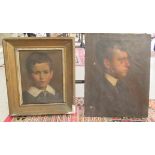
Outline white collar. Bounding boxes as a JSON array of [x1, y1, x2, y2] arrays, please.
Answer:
[[27, 85, 55, 97], [105, 73, 118, 86]]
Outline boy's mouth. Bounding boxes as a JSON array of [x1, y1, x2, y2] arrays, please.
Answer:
[[39, 81, 46, 84]]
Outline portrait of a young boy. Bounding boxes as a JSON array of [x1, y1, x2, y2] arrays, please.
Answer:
[[20, 51, 63, 104]]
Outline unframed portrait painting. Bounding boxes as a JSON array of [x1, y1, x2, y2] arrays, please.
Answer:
[[85, 33, 151, 117]]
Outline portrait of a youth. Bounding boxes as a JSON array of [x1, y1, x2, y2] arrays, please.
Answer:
[[20, 52, 63, 104], [85, 34, 150, 117]]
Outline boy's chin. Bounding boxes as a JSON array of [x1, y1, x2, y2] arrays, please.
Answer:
[[37, 86, 47, 90], [118, 74, 128, 79]]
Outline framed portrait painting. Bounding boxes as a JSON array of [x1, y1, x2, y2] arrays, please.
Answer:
[[84, 33, 151, 117], [3, 38, 74, 116]]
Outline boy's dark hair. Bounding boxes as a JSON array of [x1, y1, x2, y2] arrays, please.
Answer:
[[26, 52, 53, 73]]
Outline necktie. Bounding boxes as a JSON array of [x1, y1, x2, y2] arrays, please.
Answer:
[[37, 91, 49, 103]]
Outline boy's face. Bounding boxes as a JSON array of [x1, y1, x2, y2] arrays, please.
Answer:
[[104, 49, 130, 79], [30, 62, 53, 90]]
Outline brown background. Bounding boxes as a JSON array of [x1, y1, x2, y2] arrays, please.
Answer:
[[85, 33, 151, 117], [18, 50, 64, 101]]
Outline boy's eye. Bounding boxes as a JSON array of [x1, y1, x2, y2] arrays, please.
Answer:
[[34, 71, 40, 74], [33, 70, 49, 74], [43, 70, 49, 74], [118, 57, 129, 63]]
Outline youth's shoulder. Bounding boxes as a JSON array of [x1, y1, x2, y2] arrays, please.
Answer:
[[22, 90, 30, 96], [22, 90, 36, 103]]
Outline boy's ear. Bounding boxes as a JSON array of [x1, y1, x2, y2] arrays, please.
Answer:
[[103, 58, 111, 69], [50, 70, 53, 78]]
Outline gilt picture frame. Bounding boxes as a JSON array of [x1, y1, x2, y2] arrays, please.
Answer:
[[3, 38, 75, 116]]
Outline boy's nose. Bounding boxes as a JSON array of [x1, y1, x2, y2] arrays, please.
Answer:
[[126, 61, 130, 67], [40, 72, 45, 79], [125, 59, 130, 68]]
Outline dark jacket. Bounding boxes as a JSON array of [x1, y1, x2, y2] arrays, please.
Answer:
[[85, 75, 148, 117], [22, 91, 61, 104]]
